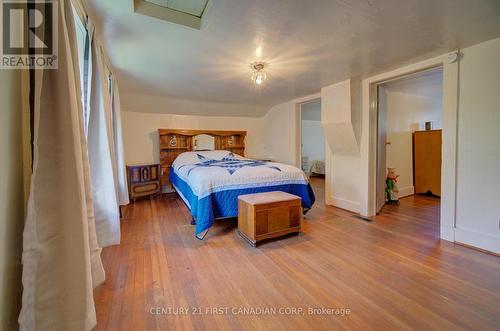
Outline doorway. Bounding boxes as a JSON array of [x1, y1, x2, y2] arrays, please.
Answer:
[[376, 67, 444, 221], [299, 99, 325, 204]]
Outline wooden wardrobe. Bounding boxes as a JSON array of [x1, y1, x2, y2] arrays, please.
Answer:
[[413, 129, 442, 196]]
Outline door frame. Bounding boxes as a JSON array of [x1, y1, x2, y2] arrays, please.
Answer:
[[292, 93, 330, 205], [375, 83, 387, 214], [298, 98, 322, 173], [374, 67, 444, 213], [361, 52, 460, 242]]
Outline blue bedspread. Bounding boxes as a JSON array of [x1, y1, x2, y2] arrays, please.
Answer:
[[169, 151, 315, 239]]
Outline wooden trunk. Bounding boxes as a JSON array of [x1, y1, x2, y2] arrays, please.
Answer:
[[238, 191, 302, 246], [413, 130, 442, 196]]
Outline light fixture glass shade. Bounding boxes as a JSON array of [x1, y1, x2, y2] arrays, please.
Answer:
[[252, 71, 266, 85]]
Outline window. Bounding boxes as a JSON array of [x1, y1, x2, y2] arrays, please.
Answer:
[[71, 4, 90, 134]]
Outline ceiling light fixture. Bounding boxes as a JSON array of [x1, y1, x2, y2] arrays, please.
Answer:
[[251, 62, 267, 85]]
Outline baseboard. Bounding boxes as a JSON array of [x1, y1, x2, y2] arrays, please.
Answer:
[[398, 186, 414, 198], [331, 196, 360, 213], [454, 227, 500, 255]]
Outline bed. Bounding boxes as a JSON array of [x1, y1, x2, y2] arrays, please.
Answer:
[[169, 150, 315, 239], [310, 160, 325, 176]]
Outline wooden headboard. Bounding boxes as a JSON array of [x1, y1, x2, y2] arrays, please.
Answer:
[[158, 129, 247, 193]]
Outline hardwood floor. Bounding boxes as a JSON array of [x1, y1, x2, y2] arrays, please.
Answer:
[[94, 177, 500, 330]]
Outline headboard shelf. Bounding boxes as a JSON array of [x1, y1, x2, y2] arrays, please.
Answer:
[[158, 129, 247, 136], [158, 129, 247, 193], [159, 146, 190, 150]]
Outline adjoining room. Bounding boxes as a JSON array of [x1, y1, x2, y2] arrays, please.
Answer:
[[376, 68, 443, 232], [300, 99, 325, 203]]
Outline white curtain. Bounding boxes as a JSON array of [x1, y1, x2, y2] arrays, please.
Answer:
[[111, 79, 130, 205], [87, 23, 121, 247], [19, 1, 105, 330]]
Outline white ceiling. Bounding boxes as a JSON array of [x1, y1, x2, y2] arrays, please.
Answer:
[[85, 0, 500, 117]]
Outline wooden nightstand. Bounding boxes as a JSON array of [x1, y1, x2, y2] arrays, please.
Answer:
[[126, 164, 161, 202]]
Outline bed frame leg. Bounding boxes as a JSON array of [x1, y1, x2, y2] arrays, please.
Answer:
[[191, 216, 196, 225]]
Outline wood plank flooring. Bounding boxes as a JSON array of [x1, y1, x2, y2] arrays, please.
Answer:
[[93, 177, 500, 330]]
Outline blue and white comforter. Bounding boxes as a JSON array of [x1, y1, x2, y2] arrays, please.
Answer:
[[169, 151, 315, 239]]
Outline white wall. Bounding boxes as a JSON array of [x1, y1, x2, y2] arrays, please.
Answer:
[[121, 111, 267, 165], [321, 79, 362, 211], [261, 93, 320, 167], [321, 80, 360, 155], [121, 92, 268, 117], [0, 69, 25, 330], [380, 70, 443, 197], [263, 101, 299, 166], [327, 152, 362, 211], [453, 38, 500, 253]]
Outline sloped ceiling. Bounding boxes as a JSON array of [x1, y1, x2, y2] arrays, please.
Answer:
[[85, 0, 500, 117]]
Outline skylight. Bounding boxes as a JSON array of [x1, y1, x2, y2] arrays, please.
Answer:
[[142, 0, 209, 18], [134, 0, 209, 29]]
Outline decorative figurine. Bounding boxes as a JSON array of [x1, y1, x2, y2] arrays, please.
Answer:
[[170, 135, 177, 147], [386, 167, 400, 204]]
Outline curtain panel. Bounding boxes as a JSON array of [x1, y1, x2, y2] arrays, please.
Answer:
[[87, 28, 121, 247], [19, 1, 105, 330], [111, 79, 130, 206], [19, 0, 130, 328]]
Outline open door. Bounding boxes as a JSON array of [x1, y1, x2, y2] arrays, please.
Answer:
[[376, 85, 387, 213]]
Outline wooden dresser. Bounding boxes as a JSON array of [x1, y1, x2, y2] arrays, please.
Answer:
[[413, 130, 442, 196], [158, 129, 246, 193], [126, 164, 161, 201], [238, 191, 302, 246]]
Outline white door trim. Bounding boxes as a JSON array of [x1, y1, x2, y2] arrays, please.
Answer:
[[292, 93, 321, 169]]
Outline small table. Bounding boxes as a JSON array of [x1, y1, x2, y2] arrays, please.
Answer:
[[238, 191, 302, 246], [126, 164, 161, 202]]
